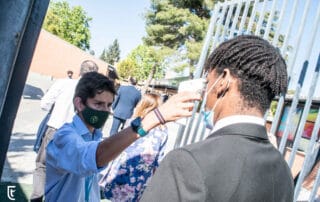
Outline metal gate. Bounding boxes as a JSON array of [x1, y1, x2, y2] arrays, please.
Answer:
[[174, 0, 320, 201]]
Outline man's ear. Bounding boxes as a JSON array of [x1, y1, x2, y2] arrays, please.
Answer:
[[217, 69, 231, 97], [74, 97, 85, 112]]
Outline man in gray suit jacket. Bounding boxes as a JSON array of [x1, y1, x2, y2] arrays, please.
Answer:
[[141, 35, 294, 202], [110, 77, 141, 135]]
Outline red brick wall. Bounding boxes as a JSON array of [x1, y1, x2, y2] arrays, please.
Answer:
[[29, 29, 108, 79]]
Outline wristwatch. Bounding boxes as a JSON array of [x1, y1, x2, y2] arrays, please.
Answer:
[[131, 117, 148, 137]]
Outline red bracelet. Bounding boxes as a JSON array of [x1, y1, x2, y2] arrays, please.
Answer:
[[154, 108, 166, 125]]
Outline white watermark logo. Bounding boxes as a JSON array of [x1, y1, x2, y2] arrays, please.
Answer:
[[7, 185, 16, 201]]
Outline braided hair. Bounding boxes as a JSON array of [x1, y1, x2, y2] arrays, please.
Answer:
[[204, 35, 287, 113]]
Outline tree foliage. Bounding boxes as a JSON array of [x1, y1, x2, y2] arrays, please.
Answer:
[[117, 45, 166, 82], [100, 39, 121, 65], [43, 1, 92, 50], [143, 0, 218, 75]]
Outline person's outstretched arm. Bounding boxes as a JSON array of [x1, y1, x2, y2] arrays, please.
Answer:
[[95, 91, 201, 167]]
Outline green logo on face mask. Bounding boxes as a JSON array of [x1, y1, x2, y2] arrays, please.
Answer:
[[82, 106, 109, 129], [90, 116, 99, 124]]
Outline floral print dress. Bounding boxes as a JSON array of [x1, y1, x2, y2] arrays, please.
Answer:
[[100, 125, 168, 201]]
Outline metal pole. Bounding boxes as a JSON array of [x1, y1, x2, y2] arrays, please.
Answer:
[[246, 0, 258, 34], [228, 0, 243, 38], [272, 0, 289, 45], [309, 163, 320, 201], [285, 0, 311, 78], [278, 64, 308, 154], [237, 0, 251, 35], [288, 60, 319, 168], [288, 5, 320, 167], [270, 0, 299, 136], [293, 106, 320, 201], [194, 5, 219, 79], [254, 0, 268, 36], [177, 5, 220, 147], [263, 0, 278, 39], [221, 3, 235, 38], [211, 3, 227, 51]]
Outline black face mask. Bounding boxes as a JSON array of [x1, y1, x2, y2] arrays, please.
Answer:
[[81, 106, 109, 129]]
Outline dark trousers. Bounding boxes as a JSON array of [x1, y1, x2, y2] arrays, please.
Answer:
[[30, 127, 56, 200], [109, 116, 126, 136]]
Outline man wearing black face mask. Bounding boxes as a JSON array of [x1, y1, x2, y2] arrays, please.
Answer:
[[44, 72, 201, 201], [31, 60, 99, 202]]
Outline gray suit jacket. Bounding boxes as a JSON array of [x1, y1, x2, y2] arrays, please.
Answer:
[[141, 123, 294, 202]]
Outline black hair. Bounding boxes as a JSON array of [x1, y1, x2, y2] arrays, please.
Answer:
[[129, 76, 137, 85], [74, 72, 116, 104], [204, 35, 287, 113]]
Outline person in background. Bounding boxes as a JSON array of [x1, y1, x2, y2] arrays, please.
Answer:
[[67, 70, 73, 79], [101, 93, 168, 201], [30, 60, 99, 202], [110, 76, 141, 136], [141, 35, 294, 202], [45, 71, 201, 201]]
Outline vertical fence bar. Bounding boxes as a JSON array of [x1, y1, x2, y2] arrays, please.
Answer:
[[194, 5, 220, 79], [190, 86, 210, 143], [288, 5, 320, 167], [210, 3, 228, 52], [294, 106, 320, 201], [286, 0, 312, 78], [278, 64, 307, 154], [178, 4, 222, 147], [272, 0, 289, 45], [263, 0, 278, 39], [254, 0, 268, 36], [221, 3, 234, 38], [309, 163, 320, 201], [270, 0, 300, 135], [288, 61, 319, 168], [175, 4, 220, 147], [228, 0, 243, 38], [246, 0, 258, 34], [237, 0, 251, 35]]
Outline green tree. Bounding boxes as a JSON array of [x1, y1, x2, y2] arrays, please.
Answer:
[[100, 39, 121, 65], [117, 58, 138, 79], [143, 0, 217, 76], [117, 45, 167, 91], [43, 1, 92, 50]]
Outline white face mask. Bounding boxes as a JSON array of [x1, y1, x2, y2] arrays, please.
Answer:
[[202, 74, 229, 130], [201, 75, 223, 130]]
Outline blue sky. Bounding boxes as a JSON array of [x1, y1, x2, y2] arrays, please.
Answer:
[[65, 0, 150, 59]]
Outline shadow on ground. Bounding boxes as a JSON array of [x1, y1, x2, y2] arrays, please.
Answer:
[[3, 133, 36, 181], [22, 84, 44, 100], [8, 133, 35, 152]]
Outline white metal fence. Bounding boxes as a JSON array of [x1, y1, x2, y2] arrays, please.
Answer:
[[174, 0, 320, 201]]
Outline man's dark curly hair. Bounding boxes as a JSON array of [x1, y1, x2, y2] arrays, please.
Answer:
[[204, 35, 288, 113], [74, 72, 116, 105]]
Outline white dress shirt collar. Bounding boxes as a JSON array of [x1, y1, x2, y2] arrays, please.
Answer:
[[212, 115, 265, 133]]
